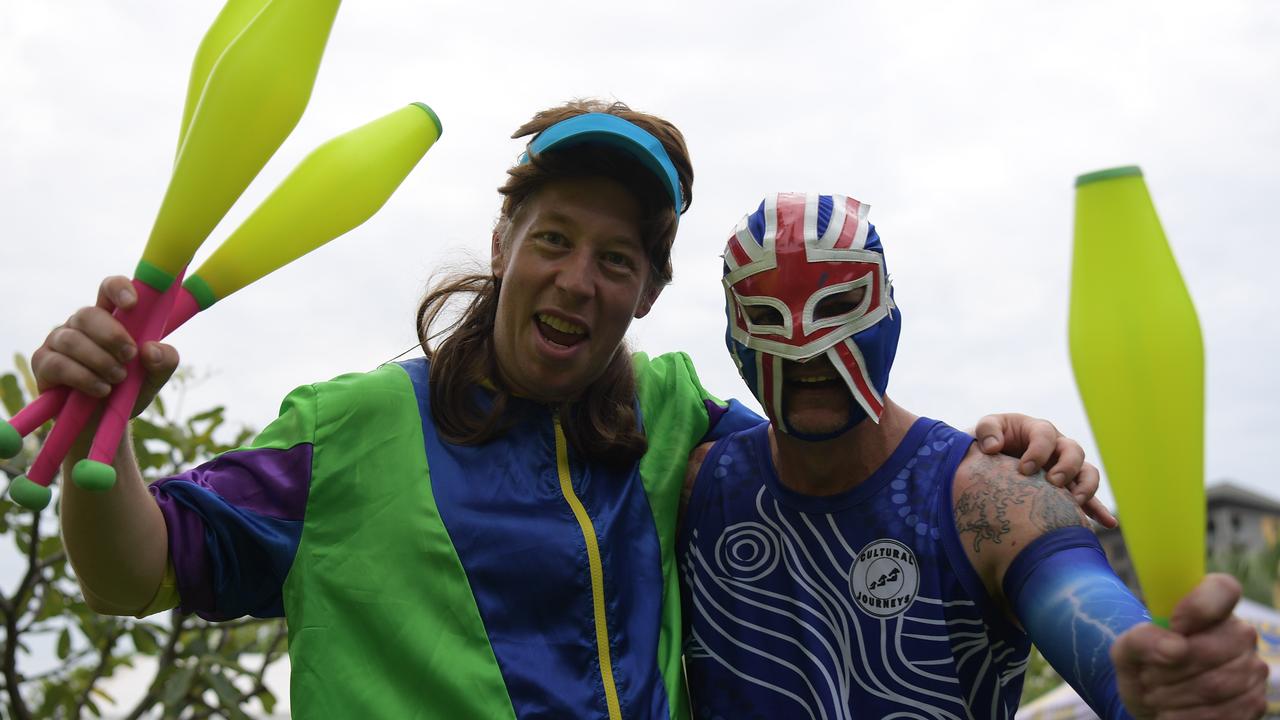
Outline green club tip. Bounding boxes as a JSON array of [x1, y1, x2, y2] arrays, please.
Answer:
[[8, 475, 51, 510], [0, 421, 20, 459], [1075, 165, 1143, 188], [411, 102, 443, 138], [72, 459, 117, 492]]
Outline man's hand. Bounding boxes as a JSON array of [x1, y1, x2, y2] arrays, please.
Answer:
[[1112, 574, 1269, 719], [32, 276, 179, 416], [973, 413, 1115, 528]]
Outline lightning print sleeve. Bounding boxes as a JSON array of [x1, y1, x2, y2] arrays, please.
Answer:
[[1003, 526, 1150, 720]]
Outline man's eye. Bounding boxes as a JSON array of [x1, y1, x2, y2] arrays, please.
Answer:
[[537, 232, 569, 247], [745, 305, 784, 326], [814, 287, 866, 319]]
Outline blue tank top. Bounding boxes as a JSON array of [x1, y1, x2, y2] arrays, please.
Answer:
[[678, 417, 1032, 720]]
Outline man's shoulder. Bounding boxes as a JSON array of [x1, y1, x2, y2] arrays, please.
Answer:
[[951, 446, 1089, 585]]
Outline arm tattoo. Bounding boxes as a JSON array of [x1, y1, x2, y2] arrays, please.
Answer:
[[954, 455, 1087, 554]]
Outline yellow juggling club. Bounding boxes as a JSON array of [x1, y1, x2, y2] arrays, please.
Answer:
[[176, 0, 273, 157], [4, 0, 342, 510], [1068, 166, 1205, 624], [171, 102, 444, 324], [143, 0, 342, 286]]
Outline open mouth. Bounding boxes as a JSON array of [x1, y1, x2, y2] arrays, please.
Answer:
[[535, 312, 588, 348], [786, 374, 843, 391]]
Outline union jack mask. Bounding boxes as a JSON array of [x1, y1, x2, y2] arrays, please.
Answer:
[[723, 193, 901, 437]]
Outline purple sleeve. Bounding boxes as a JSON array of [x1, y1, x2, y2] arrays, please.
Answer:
[[150, 443, 312, 621], [702, 398, 764, 443]]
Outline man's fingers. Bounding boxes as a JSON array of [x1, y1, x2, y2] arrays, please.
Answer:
[[1045, 438, 1085, 488], [1139, 643, 1269, 708], [95, 276, 137, 312], [1138, 616, 1259, 686], [1082, 496, 1117, 528], [973, 414, 1009, 454], [1147, 660, 1269, 720], [1113, 623, 1190, 672], [1169, 574, 1242, 636], [1016, 419, 1059, 475]]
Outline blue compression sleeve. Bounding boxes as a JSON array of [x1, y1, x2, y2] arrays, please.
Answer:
[[1003, 527, 1152, 720]]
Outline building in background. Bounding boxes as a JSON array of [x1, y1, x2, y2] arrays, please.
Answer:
[[1097, 481, 1280, 605]]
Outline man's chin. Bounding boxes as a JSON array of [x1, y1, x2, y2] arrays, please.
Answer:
[[782, 412, 851, 439]]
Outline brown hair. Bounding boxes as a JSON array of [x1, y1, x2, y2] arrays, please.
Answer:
[[416, 99, 694, 467]]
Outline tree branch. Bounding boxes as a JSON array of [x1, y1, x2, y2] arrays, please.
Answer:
[[71, 627, 123, 719], [122, 611, 187, 720], [0, 511, 44, 720], [248, 622, 288, 701]]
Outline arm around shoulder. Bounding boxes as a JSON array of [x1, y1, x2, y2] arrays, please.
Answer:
[[678, 441, 715, 533]]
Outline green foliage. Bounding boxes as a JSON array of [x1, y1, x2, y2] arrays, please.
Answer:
[[1, 359, 284, 719], [1209, 540, 1280, 608], [1019, 644, 1065, 707]]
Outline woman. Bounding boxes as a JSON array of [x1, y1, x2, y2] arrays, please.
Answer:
[[36, 99, 1095, 718]]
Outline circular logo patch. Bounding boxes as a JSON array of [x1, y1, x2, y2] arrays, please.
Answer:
[[849, 539, 919, 618]]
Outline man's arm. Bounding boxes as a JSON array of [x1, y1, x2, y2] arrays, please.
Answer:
[[678, 441, 714, 532], [953, 447, 1267, 719], [952, 446, 1088, 603]]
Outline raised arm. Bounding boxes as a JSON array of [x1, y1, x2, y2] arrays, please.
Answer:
[[953, 448, 1266, 719], [32, 276, 179, 614], [953, 448, 1144, 718]]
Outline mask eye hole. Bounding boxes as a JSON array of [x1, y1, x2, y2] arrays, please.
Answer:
[[745, 305, 785, 326], [814, 286, 867, 320]]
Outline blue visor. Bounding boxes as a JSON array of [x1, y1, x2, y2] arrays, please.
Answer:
[[520, 113, 684, 214]]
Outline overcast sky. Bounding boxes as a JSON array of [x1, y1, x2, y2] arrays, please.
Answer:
[[3, 1, 1277, 508], [3, 0, 1278, 712]]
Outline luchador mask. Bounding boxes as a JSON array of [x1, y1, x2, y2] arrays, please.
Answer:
[[723, 193, 901, 438]]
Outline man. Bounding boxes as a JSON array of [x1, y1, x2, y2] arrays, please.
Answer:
[[678, 193, 1268, 719]]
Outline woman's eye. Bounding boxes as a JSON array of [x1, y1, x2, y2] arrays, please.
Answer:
[[603, 251, 635, 268], [746, 305, 784, 326], [537, 231, 568, 247]]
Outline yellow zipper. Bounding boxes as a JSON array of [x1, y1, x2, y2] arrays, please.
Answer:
[[553, 413, 623, 720]]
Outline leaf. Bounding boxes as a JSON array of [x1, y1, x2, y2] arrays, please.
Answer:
[[257, 687, 277, 714], [131, 417, 165, 441], [14, 353, 39, 401], [131, 624, 160, 655], [206, 669, 251, 719], [57, 627, 71, 659], [38, 533, 63, 562], [161, 664, 196, 708], [0, 373, 22, 416]]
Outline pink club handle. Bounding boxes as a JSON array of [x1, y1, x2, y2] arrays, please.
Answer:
[[22, 389, 102, 487], [6, 387, 70, 437], [83, 276, 187, 469]]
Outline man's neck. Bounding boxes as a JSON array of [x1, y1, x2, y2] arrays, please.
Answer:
[[771, 398, 917, 496]]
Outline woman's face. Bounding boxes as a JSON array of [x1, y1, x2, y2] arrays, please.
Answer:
[[490, 176, 660, 403]]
